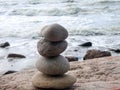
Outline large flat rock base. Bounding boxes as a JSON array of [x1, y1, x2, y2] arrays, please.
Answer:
[[0, 56, 120, 90]]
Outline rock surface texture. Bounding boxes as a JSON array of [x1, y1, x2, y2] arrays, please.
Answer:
[[37, 39, 67, 57], [32, 72, 76, 89], [32, 23, 76, 89], [0, 56, 120, 90], [36, 55, 70, 75], [83, 49, 111, 60], [41, 23, 68, 42]]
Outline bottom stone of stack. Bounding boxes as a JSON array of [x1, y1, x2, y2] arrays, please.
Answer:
[[32, 72, 76, 89]]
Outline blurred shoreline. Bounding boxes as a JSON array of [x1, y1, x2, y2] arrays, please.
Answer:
[[0, 35, 120, 74]]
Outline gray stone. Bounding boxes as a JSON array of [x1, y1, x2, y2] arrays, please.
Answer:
[[36, 55, 70, 75], [37, 39, 68, 57], [83, 49, 111, 60], [41, 24, 68, 42], [32, 72, 76, 89]]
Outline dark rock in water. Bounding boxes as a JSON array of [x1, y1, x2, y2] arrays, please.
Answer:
[[74, 49, 78, 52], [7, 53, 26, 58], [0, 42, 10, 48], [3, 70, 17, 75], [65, 56, 78, 62], [79, 42, 92, 47], [109, 49, 120, 53], [37, 39, 67, 57], [41, 23, 68, 42], [83, 49, 111, 60]]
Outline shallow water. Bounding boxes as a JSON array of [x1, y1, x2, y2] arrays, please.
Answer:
[[0, 35, 120, 74]]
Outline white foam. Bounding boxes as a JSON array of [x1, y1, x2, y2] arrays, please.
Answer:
[[0, 0, 120, 37]]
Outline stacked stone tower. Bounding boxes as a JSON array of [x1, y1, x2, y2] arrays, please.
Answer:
[[32, 24, 76, 89]]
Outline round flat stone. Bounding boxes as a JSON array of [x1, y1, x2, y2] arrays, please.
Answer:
[[41, 24, 68, 42], [36, 55, 70, 75], [37, 39, 68, 57], [32, 72, 76, 89]]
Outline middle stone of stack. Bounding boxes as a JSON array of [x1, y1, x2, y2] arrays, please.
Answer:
[[37, 23, 69, 75]]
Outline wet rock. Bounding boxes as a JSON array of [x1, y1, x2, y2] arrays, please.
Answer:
[[65, 56, 78, 62], [74, 49, 78, 52], [36, 55, 70, 75], [0, 42, 10, 48], [83, 49, 111, 60], [32, 72, 76, 89], [79, 42, 92, 47], [41, 23, 68, 42], [7, 53, 26, 58], [37, 39, 67, 57], [109, 49, 120, 53], [3, 70, 17, 75]]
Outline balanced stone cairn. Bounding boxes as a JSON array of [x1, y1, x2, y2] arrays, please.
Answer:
[[32, 24, 76, 89]]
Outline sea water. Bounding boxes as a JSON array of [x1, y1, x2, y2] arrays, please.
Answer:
[[0, 0, 120, 74]]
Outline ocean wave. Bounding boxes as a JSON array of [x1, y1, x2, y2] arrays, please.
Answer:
[[0, 0, 120, 38], [6, 5, 120, 16], [97, 0, 120, 4], [1, 2, 119, 16], [0, 27, 120, 38], [1, 0, 119, 5], [7, 5, 80, 16], [0, 0, 120, 16]]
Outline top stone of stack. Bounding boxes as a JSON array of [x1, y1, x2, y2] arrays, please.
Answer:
[[41, 24, 68, 42]]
